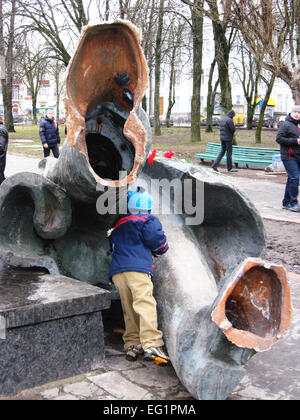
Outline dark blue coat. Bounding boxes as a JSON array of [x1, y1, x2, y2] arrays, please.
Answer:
[[108, 212, 168, 278], [276, 114, 300, 161], [0, 124, 8, 155], [39, 116, 61, 146], [0, 124, 8, 176]]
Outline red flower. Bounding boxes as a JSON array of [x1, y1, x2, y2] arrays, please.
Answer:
[[163, 150, 175, 159], [148, 149, 157, 165]]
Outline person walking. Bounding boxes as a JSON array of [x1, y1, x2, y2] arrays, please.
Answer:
[[276, 105, 300, 212], [212, 110, 238, 172], [108, 187, 170, 365], [0, 116, 8, 185], [39, 109, 61, 158]]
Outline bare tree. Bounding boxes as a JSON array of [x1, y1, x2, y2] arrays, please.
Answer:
[[205, 56, 219, 132], [190, 0, 203, 141], [165, 18, 187, 127], [182, 0, 236, 115], [232, 36, 261, 129], [117, 0, 151, 25], [119, 0, 128, 18], [153, 0, 165, 136], [180, 0, 204, 141], [111, 0, 161, 118], [16, 0, 93, 66], [206, 0, 236, 114], [140, 0, 156, 114], [223, 0, 300, 103], [0, 0, 17, 132], [94, 0, 111, 21], [105, 0, 110, 21], [255, 73, 275, 144], [47, 60, 66, 124], [15, 35, 49, 124]]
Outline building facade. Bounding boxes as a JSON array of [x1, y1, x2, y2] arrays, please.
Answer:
[[0, 75, 65, 123]]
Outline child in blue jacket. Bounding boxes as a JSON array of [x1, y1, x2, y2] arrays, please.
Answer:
[[108, 188, 169, 365]]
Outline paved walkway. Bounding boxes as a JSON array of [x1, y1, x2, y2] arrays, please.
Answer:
[[227, 173, 300, 224], [1, 155, 299, 401], [5, 154, 41, 177]]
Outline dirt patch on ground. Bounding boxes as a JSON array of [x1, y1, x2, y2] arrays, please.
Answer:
[[263, 219, 300, 274]]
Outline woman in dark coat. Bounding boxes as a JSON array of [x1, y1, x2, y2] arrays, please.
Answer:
[[276, 105, 300, 212], [0, 116, 9, 185]]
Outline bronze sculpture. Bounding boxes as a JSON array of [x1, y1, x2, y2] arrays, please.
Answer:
[[0, 21, 292, 400]]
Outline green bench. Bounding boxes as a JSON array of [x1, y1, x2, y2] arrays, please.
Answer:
[[195, 142, 280, 168]]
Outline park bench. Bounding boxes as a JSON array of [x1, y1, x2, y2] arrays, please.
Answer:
[[195, 142, 280, 168]]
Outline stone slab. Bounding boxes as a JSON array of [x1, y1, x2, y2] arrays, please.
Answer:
[[0, 311, 105, 395], [0, 266, 110, 328], [0, 266, 111, 395], [88, 371, 154, 400]]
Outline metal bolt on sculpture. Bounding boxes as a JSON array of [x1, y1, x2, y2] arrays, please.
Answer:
[[0, 21, 292, 400]]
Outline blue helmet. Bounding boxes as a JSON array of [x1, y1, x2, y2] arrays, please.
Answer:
[[127, 187, 153, 211]]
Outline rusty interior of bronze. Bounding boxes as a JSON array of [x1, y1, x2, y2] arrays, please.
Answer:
[[225, 266, 282, 338], [70, 25, 140, 180]]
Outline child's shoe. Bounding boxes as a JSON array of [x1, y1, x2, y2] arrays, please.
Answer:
[[143, 346, 170, 366], [125, 344, 144, 361]]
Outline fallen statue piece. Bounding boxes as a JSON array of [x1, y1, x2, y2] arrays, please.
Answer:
[[0, 21, 292, 399]]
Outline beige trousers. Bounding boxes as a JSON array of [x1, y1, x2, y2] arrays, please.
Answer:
[[112, 271, 164, 351]]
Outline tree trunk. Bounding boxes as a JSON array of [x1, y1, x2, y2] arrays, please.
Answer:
[[190, 1, 203, 141], [149, 69, 153, 117], [55, 66, 60, 123], [291, 85, 300, 104], [255, 74, 275, 144], [154, 0, 164, 136], [32, 95, 37, 125], [3, 0, 16, 133], [56, 92, 60, 123], [119, 0, 125, 19], [166, 46, 176, 128], [246, 104, 255, 130], [105, 0, 110, 21], [142, 0, 155, 117], [206, 57, 218, 133], [210, 16, 233, 113]]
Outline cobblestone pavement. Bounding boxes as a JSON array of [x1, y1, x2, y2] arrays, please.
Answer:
[[1, 155, 299, 401], [2, 354, 192, 401]]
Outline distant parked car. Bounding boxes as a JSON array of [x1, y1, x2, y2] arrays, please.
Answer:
[[13, 114, 25, 124], [276, 115, 286, 129], [252, 113, 275, 128], [149, 116, 174, 127], [200, 116, 220, 126]]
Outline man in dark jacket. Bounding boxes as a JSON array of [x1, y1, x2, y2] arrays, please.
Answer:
[[108, 188, 170, 365], [39, 109, 61, 158], [276, 105, 300, 212], [0, 116, 8, 185], [212, 110, 238, 172]]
